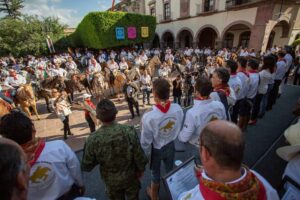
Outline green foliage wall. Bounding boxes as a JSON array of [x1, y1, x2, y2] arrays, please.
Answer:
[[70, 11, 156, 49]]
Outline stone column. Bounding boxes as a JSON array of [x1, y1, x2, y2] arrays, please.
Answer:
[[248, 3, 274, 52]]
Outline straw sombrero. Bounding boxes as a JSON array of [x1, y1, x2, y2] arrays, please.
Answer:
[[276, 122, 300, 161]]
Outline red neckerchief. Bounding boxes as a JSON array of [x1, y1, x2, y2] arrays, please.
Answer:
[[155, 100, 171, 113], [214, 84, 230, 97], [238, 69, 249, 77], [20, 139, 46, 167], [278, 58, 286, 63], [231, 72, 237, 76], [198, 169, 267, 200], [248, 69, 258, 74]]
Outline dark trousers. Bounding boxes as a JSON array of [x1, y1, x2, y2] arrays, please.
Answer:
[[173, 95, 181, 106], [142, 88, 150, 104], [63, 115, 71, 138], [127, 98, 140, 118], [294, 74, 300, 85], [267, 79, 281, 110], [85, 114, 95, 133], [251, 93, 264, 121], [184, 95, 192, 107], [231, 99, 241, 123], [232, 99, 251, 123]]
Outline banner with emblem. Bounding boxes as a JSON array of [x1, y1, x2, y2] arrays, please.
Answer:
[[127, 27, 137, 39], [141, 27, 149, 38], [116, 27, 125, 40]]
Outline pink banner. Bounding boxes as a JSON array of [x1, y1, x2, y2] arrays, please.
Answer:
[[127, 27, 137, 39]]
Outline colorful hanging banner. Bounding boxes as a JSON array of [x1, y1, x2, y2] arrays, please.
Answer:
[[116, 27, 125, 40], [127, 27, 137, 39], [141, 27, 149, 38]]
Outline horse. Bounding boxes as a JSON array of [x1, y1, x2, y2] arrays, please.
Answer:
[[34, 86, 52, 113], [125, 67, 140, 81], [75, 73, 94, 96], [40, 76, 66, 92], [91, 72, 107, 102], [64, 74, 84, 103], [146, 55, 162, 77], [0, 98, 12, 117], [113, 72, 126, 100], [16, 84, 40, 120]]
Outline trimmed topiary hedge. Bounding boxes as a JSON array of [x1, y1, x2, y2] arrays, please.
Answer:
[[69, 11, 156, 49], [292, 39, 300, 47]]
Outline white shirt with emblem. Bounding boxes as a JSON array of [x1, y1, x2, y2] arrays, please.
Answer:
[[228, 75, 243, 100], [4, 74, 26, 88], [141, 103, 184, 155], [178, 99, 226, 146], [28, 140, 83, 200], [247, 72, 259, 99]]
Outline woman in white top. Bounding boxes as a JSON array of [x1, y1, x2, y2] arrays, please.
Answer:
[[119, 57, 129, 73], [249, 56, 276, 123], [140, 70, 151, 105], [51, 89, 73, 140]]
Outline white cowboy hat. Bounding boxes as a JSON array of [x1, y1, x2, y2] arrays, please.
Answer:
[[82, 93, 92, 99], [276, 122, 300, 161]]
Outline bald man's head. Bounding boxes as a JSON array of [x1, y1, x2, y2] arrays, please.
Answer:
[[200, 120, 245, 170]]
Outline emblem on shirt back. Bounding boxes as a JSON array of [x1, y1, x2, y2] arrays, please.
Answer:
[[29, 162, 55, 188], [159, 117, 177, 138]]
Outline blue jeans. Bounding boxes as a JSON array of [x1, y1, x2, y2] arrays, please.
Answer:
[[259, 83, 274, 116], [150, 141, 175, 183]]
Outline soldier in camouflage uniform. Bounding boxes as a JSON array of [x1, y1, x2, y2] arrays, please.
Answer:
[[81, 99, 148, 200]]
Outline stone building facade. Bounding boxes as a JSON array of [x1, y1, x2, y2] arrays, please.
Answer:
[[143, 0, 300, 52]]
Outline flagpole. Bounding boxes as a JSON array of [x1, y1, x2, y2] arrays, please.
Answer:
[[111, 0, 115, 11]]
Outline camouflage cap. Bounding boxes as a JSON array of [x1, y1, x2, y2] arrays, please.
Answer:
[[96, 99, 118, 122]]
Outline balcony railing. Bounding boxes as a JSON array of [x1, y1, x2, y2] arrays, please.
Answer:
[[226, 0, 262, 9]]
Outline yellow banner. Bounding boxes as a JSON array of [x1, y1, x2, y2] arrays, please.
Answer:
[[141, 27, 149, 38]]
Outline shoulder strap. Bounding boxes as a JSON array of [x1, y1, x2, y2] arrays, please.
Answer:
[[217, 91, 229, 120]]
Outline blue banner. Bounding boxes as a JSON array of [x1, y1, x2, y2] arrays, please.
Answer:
[[116, 27, 125, 40]]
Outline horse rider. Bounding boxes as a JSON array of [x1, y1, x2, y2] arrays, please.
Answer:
[[3, 69, 26, 99], [65, 57, 78, 75], [108, 58, 119, 75], [86, 58, 102, 84], [139, 50, 148, 65], [98, 50, 107, 64], [48, 62, 67, 78], [119, 57, 129, 73]]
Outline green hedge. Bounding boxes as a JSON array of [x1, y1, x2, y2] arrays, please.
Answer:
[[292, 39, 300, 47], [69, 11, 156, 49]]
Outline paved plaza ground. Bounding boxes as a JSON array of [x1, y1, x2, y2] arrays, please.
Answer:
[[31, 85, 300, 199]]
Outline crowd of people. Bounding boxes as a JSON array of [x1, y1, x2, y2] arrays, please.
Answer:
[[0, 44, 300, 200]]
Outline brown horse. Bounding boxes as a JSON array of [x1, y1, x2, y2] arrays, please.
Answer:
[[0, 98, 12, 117], [16, 84, 40, 120], [64, 74, 84, 103], [91, 72, 107, 102], [147, 56, 162, 77]]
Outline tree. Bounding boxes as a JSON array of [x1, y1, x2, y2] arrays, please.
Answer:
[[0, 15, 67, 56], [0, 0, 24, 19]]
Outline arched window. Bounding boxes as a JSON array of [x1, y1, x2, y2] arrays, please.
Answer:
[[223, 33, 234, 48], [239, 31, 251, 48]]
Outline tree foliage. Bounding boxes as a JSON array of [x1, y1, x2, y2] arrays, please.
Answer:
[[292, 38, 300, 47], [0, 0, 24, 19], [69, 11, 156, 49], [0, 15, 67, 56]]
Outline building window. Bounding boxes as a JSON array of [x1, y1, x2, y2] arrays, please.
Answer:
[[164, 2, 171, 20], [226, 0, 249, 7], [180, 0, 190, 17], [150, 7, 155, 16], [223, 33, 234, 49], [239, 31, 251, 48], [203, 0, 214, 12]]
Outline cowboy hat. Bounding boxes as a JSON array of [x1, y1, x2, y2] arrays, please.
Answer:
[[276, 122, 300, 161], [82, 93, 92, 99]]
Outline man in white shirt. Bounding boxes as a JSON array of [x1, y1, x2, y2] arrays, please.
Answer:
[[141, 78, 184, 200], [65, 57, 78, 74], [0, 111, 84, 200], [4, 69, 26, 97], [225, 60, 243, 101], [48, 63, 67, 78], [108, 58, 119, 74], [179, 77, 226, 147], [178, 120, 279, 200], [268, 52, 287, 108]]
